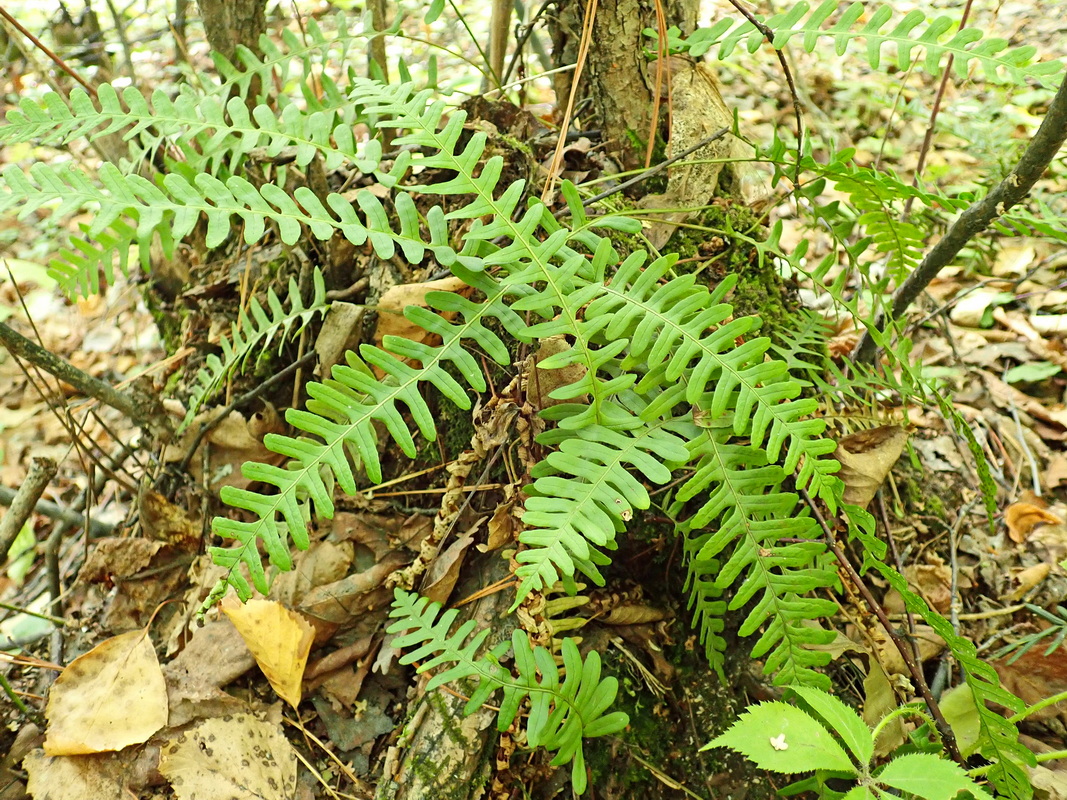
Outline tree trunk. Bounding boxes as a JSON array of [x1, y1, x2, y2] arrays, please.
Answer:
[[550, 0, 700, 169], [196, 0, 266, 61]]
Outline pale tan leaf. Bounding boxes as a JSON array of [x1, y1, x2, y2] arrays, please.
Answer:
[[835, 425, 909, 509], [44, 629, 168, 755], [222, 597, 314, 708], [158, 714, 297, 800], [24, 748, 150, 799]]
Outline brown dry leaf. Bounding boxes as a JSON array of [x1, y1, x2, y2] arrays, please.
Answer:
[[863, 661, 906, 756], [1029, 765, 1067, 800], [1009, 563, 1052, 600], [421, 532, 476, 605], [138, 491, 200, 549], [480, 493, 519, 552], [863, 622, 944, 678], [158, 714, 297, 800], [1045, 455, 1067, 490], [221, 597, 314, 708], [161, 406, 286, 493], [883, 562, 971, 615], [24, 748, 151, 800], [1005, 492, 1063, 543], [44, 629, 168, 755], [162, 616, 254, 727], [315, 301, 365, 380], [995, 648, 1067, 719], [835, 425, 909, 509], [374, 276, 470, 351], [299, 549, 409, 626], [269, 540, 354, 608], [526, 335, 589, 409], [602, 604, 672, 625]]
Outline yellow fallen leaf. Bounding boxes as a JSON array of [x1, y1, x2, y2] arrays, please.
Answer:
[[44, 628, 168, 755], [222, 597, 313, 708]]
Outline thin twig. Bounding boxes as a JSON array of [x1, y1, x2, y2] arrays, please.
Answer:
[[0, 3, 97, 97], [854, 70, 1067, 364], [901, 0, 975, 219], [553, 128, 729, 218], [0, 458, 57, 561], [801, 489, 964, 766], [0, 321, 172, 438], [722, 0, 803, 186], [0, 484, 114, 538]]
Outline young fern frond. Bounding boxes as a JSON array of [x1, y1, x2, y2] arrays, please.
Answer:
[[387, 588, 629, 796], [664, 0, 1063, 85], [182, 269, 329, 430]]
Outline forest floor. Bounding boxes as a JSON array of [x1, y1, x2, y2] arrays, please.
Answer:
[[1, 1, 1067, 799]]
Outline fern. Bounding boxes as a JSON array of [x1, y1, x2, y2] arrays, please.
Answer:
[[181, 268, 329, 431], [659, 0, 1063, 86], [846, 507, 1035, 799], [387, 588, 629, 795]]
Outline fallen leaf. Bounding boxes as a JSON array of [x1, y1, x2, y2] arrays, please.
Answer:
[[158, 714, 297, 800], [315, 301, 364, 380], [222, 597, 314, 708], [1005, 493, 1063, 543], [24, 748, 151, 800], [835, 425, 909, 509], [526, 335, 589, 409], [374, 276, 470, 354], [421, 532, 475, 605], [1009, 563, 1052, 600], [44, 629, 168, 755], [996, 648, 1067, 719]]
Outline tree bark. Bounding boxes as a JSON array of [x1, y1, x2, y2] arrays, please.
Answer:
[[196, 0, 266, 61], [550, 0, 700, 169]]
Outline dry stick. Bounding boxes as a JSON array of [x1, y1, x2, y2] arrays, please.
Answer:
[[853, 70, 1067, 365], [0, 458, 57, 561], [722, 0, 803, 187], [800, 489, 964, 766], [0, 4, 97, 97], [0, 486, 114, 538], [0, 321, 172, 439], [553, 127, 730, 218]]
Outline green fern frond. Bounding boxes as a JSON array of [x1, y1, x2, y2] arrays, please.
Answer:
[[387, 588, 629, 795], [673, 423, 839, 686], [208, 264, 525, 599], [663, 0, 1062, 85], [182, 269, 329, 431], [515, 406, 690, 598]]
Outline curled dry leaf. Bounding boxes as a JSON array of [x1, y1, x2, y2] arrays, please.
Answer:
[[1005, 492, 1064, 543], [221, 597, 314, 709], [834, 425, 909, 510], [158, 714, 297, 800], [44, 629, 168, 755]]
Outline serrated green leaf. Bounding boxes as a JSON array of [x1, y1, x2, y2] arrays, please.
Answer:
[[791, 686, 873, 765], [876, 753, 995, 800]]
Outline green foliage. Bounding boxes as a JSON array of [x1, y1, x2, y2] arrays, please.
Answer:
[[387, 589, 629, 795], [706, 685, 995, 800], [181, 268, 329, 431], [657, 0, 1063, 86], [2, 4, 1058, 794]]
